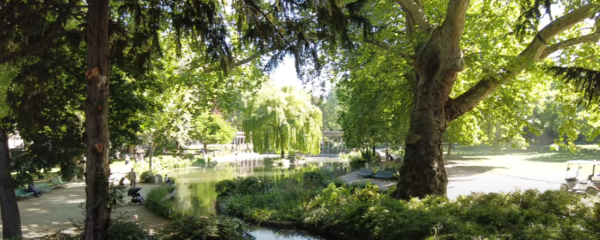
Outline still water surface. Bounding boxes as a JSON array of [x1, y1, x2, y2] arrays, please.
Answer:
[[167, 156, 347, 240]]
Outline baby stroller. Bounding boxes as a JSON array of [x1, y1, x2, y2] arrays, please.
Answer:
[[128, 187, 144, 204]]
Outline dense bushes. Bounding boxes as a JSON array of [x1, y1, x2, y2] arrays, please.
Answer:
[[217, 173, 600, 240], [162, 213, 254, 240], [344, 150, 381, 170], [140, 170, 156, 183], [39, 221, 156, 240], [40, 215, 253, 240], [145, 185, 177, 218], [217, 170, 340, 222], [142, 185, 254, 240]]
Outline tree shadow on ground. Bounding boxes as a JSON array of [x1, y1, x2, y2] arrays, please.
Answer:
[[525, 148, 600, 163], [0, 182, 167, 239], [446, 165, 506, 179], [448, 145, 600, 164]]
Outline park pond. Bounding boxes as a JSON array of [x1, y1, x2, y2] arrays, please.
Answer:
[[165, 156, 349, 240]]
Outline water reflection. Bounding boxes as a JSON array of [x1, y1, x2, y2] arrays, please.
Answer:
[[169, 157, 348, 212], [167, 156, 348, 240], [248, 227, 325, 240]]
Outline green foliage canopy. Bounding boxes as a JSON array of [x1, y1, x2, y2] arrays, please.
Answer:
[[243, 86, 323, 156], [190, 112, 236, 146]]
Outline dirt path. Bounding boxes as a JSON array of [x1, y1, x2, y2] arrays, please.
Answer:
[[0, 167, 168, 239]]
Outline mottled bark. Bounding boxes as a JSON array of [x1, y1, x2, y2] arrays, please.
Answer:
[[393, 0, 468, 200], [0, 128, 22, 239], [83, 0, 111, 239]]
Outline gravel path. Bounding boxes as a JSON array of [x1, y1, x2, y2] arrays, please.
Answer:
[[0, 164, 168, 239]]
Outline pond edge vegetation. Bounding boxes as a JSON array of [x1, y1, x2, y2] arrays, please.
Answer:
[[215, 169, 600, 240]]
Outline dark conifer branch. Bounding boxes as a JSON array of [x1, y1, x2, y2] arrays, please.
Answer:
[[202, 53, 261, 73], [0, 30, 83, 65], [549, 67, 600, 105]]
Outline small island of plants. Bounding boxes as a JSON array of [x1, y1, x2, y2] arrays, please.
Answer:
[[215, 170, 600, 240]]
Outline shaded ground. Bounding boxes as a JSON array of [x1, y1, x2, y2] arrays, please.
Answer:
[[342, 145, 587, 199], [0, 164, 168, 239], [4, 145, 595, 238]]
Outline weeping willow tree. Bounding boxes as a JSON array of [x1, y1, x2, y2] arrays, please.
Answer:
[[243, 86, 322, 158]]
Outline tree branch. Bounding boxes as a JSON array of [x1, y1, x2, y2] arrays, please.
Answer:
[[394, 0, 431, 32], [202, 53, 261, 73], [442, 0, 470, 45], [440, 0, 470, 73], [539, 31, 600, 59], [364, 39, 391, 51], [0, 30, 83, 65], [445, 3, 598, 121]]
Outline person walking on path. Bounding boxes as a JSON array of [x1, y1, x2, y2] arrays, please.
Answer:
[[128, 168, 137, 187]]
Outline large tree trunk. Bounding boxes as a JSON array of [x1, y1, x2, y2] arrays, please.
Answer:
[[391, 0, 471, 200], [394, 99, 449, 199], [0, 128, 22, 239], [83, 0, 111, 239]]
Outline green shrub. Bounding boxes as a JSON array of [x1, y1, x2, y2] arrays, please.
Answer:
[[349, 155, 368, 170], [194, 157, 206, 166], [107, 221, 157, 240], [140, 170, 156, 183], [215, 179, 236, 197], [161, 213, 254, 240], [218, 173, 600, 240], [38, 221, 156, 240], [184, 153, 195, 160], [303, 171, 326, 188], [145, 186, 177, 218], [235, 177, 262, 195]]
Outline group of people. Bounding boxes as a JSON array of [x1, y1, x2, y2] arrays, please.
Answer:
[[117, 168, 138, 187], [124, 153, 145, 165]]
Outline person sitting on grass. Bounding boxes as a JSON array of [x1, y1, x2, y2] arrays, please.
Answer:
[[26, 183, 41, 197], [119, 177, 125, 186], [164, 175, 171, 185]]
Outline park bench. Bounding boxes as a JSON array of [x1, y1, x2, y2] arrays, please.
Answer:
[[36, 183, 55, 193], [355, 168, 374, 177], [15, 189, 34, 198], [371, 170, 395, 180], [51, 177, 67, 187]]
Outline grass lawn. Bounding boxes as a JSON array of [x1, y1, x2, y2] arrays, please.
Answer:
[[446, 144, 600, 183]]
